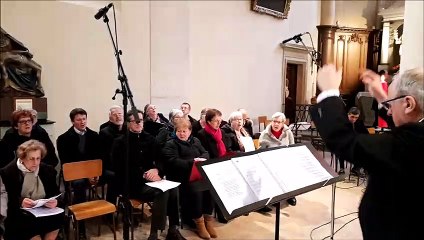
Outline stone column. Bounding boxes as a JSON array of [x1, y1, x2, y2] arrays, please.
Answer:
[[380, 21, 390, 65], [315, 0, 337, 96], [320, 0, 335, 26], [400, 1, 423, 72]]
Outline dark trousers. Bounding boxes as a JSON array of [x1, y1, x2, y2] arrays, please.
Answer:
[[180, 184, 213, 220], [102, 170, 116, 203], [133, 185, 179, 233]]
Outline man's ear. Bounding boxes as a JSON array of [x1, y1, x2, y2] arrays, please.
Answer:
[[404, 96, 416, 114]]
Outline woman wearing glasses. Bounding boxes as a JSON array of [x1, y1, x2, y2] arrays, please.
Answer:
[[0, 109, 58, 168], [258, 112, 294, 149], [258, 112, 296, 207]]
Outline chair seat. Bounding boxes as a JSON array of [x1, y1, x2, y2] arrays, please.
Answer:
[[130, 199, 144, 208], [68, 200, 116, 221]]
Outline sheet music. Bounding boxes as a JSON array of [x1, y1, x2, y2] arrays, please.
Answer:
[[258, 146, 332, 192], [202, 160, 258, 214], [231, 154, 285, 201], [146, 180, 181, 192], [240, 136, 255, 152], [24, 207, 64, 217], [22, 193, 62, 209]]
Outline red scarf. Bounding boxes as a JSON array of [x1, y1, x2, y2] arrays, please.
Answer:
[[204, 123, 227, 157], [271, 128, 283, 139]]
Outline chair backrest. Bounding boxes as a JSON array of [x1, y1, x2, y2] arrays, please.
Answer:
[[265, 119, 272, 126], [367, 128, 376, 135], [253, 139, 260, 150], [258, 115, 267, 132], [62, 159, 102, 182]]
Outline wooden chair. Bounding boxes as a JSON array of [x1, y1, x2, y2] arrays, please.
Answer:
[[257, 116, 267, 132], [265, 119, 272, 126], [367, 128, 376, 134], [62, 159, 117, 240], [253, 139, 260, 150]]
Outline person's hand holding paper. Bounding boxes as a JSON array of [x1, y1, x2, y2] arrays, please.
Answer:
[[144, 168, 161, 182], [44, 199, 58, 209], [22, 198, 35, 208]]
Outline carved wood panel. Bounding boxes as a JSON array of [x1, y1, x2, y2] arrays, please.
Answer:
[[334, 29, 370, 95]]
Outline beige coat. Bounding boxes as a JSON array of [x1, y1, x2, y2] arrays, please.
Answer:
[[259, 123, 295, 149]]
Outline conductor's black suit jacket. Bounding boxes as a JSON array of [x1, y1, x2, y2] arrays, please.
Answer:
[[310, 96, 423, 240]]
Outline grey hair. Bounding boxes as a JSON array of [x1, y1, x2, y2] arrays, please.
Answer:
[[228, 111, 243, 122], [169, 109, 183, 121], [109, 105, 123, 114], [271, 112, 286, 122], [394, 67, 424, 114]]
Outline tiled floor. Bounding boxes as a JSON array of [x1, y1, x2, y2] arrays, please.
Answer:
[[82, 175, 365, 240]]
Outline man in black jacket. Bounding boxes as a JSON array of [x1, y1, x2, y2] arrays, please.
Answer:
[[310, 65, 423, 240], [338, 106, 369, 175], [99, 105, 125, 203], [56, 108, 101, 239], [112, 110, 185, 240]]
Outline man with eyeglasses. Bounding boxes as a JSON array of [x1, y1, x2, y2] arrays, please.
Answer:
[[310, 65, 423, 240], [111, 110, 185, 240]]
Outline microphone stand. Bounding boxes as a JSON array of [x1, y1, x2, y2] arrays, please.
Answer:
[[290, 33, 321, 73], [101, 9, 139, 240]]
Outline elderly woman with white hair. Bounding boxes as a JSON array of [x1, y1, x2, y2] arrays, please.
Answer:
[[259, 112, 294, 149], [0, 140, 64, 240], [222, 111, 253, 152], [258, 112, 297, 206], [156, 109, 184, 146]]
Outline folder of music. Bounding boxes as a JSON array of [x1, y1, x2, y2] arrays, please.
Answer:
[[196, 143, 344, 219]]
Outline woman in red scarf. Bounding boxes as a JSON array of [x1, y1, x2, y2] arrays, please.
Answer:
[[196, 108, 231, 223], [197, 109, 229, 159]]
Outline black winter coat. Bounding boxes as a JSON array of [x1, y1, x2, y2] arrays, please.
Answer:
[[310, 96, 423, 240], [161, 137, 209, 184]]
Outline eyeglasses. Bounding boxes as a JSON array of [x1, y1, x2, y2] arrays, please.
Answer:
[[18, 119, 33, 125], [381, 95, 407, 109], [130, 119, 143, 123]]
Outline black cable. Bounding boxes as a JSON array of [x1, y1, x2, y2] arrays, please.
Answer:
[[309, 212, 358, 240]]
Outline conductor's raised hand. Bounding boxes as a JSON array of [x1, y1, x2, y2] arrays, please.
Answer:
[[361, 70, 388, 102], [317, 64, 342, 91]]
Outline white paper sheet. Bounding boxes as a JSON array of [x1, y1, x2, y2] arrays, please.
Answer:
[[240, 136, 255, 152], [259, 146, 332, 192], [24, 207, 64, 217], [231, 154, 285, 201], [146, 180, 181, 192], [202, 160, 258, 214], [22, 193, 62, 209]]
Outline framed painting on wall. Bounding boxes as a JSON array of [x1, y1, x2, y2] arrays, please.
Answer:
[[251, 0, 292, 19]]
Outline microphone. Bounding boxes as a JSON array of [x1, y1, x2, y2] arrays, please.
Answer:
[[94, 3, 113, 20], [281, 32, 308, 44]]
